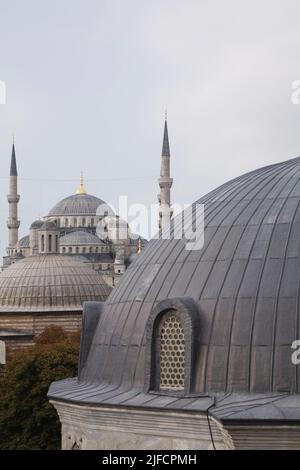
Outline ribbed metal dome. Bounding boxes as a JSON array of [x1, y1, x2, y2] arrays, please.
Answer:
[[80, 156, 300, 395], [60, 231, 103, 246], [48, 193, 106, 217], [0, 255, 111, 312]]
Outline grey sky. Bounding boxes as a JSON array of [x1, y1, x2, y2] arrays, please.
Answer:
[[1, 0, 300, 254]]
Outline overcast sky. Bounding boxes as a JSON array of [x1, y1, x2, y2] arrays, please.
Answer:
[[1, 0, 300, 254]]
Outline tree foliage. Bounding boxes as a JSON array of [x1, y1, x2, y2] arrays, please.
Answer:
[[0, 326, 80, 450]]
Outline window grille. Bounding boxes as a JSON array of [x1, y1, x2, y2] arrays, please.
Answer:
[[159, 313, 185, 391]]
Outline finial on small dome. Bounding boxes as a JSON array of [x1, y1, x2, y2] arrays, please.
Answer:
[[76, 171, 87, 195], [137, 237, 142, 254]]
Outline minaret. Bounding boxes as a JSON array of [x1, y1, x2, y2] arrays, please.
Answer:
[[7, 140, 20, 255], [158, 115, 173, 231]]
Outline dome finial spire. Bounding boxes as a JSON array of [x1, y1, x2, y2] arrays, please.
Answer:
[[76, 171, 86, 195]]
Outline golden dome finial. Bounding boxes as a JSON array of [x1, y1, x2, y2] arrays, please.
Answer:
[[137, 237, 142, 254], [76, 171, 86, 195]]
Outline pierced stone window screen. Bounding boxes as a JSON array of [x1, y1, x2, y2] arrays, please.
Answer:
[[159, 313, 185, 391]]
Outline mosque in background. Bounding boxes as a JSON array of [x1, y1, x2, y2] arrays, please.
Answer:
[[0, 118, 173, 373], [2, 144, 149, 287]]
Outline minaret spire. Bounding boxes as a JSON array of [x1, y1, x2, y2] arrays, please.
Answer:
[[10, 141, 17, 176], [158, 114, 173, 232], [7, 140, 20, 255]]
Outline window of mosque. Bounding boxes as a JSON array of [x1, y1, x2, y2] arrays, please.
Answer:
[[82, 218, 86, 227], [49, 234, 52, 252], [95, 247, 98, 253], [159, 313, 185, 391], [76, 247, 79, 253], [91, 218, 94, 226], [41, 234, 45, 252], [82, 247, 86, 253], [0, 341, 6, 365], [56, 235, 58, 252], [89, 247, 93, 253], [62, 247, 66, 253], [68, 247, 72, 253], [74, 218, 77, 227], [65, 218, 69, 227]]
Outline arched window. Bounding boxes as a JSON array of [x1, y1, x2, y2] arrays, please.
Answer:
[[159, 313, 185, 391], [41, 234, 45, 252], [68, 247, 72, 253], [74, 218, 77, 227], [89, 247, 93, 253], [65, 218, 69, 227], [82, 247, 86, 253], [48, 234, 52, 252], [145, 298, 199, 395], [95, 247, 98, 253], [56, 235, 58, 252], [62, 247, 66, 253], [82, 218, 86, 227], [76, 246, 79, 253]]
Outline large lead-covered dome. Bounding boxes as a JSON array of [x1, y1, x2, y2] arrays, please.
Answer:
[[0, 255, 111, 312], [79, 156, 300, 395], [48, 193, 106, 217]]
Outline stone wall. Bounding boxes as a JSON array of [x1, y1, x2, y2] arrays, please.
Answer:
[[50, 401, 228, 450]]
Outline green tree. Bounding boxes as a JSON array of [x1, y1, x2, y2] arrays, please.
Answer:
[[0, 325, 80, 450]]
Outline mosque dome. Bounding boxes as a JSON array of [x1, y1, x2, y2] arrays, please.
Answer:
[[0, 255, 111, 312], [48, 193, 106, 217], [30, 220, 43, 230], [39, 220, 58, 230], [18, 235, 30, 248], [60, 231, 103, 246], [75, 156, 300, 396]]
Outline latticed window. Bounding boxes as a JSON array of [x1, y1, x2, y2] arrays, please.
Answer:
[[159, 313, 185, 391]]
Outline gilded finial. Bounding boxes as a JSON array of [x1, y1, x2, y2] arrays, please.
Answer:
[[137, 237, 142, 254], [76, 171, 87, 195]]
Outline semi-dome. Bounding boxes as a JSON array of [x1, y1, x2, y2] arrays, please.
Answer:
[[48, 193, 106, 217], [0, 255, 111, 312], [30, 220, 43, 229], [18, 235, 29, 247], [65, 156, 300, 396], [60, 231, 103, 246], [39, 220, 58, 230]]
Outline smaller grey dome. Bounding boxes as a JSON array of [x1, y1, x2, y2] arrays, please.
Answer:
[[0, 255, 111, 312], [18, 235, 30, 247], [30, 220, 44, 230], [39, 221, 58, 231], [60, 231, 103, 246]]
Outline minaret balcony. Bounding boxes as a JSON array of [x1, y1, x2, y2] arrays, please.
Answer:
[[7, 194, 20, 203], [7, 219, 20, 229]]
